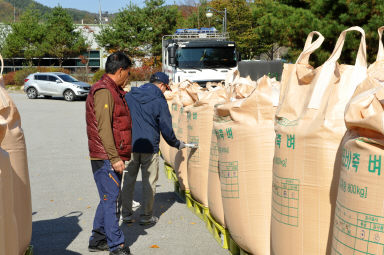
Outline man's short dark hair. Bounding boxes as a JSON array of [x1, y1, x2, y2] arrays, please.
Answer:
[[105, 52, 132, 74]]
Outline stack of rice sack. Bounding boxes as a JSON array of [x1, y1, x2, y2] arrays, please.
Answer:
[[0, 54, 32, 255], [213, 73, 280, 254], [186, 85, 231, 207], [330, 27, 384, 255], [162, 81, 201, 190], [271, 27, 368, 255]]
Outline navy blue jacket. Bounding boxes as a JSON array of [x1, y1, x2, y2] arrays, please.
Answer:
[[125, 83, 180, 153]]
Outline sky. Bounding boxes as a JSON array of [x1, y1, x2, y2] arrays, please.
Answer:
[[33, 0, 184, 14]]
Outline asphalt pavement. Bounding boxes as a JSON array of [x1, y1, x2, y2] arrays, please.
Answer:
[[9, 92, 230, 255]]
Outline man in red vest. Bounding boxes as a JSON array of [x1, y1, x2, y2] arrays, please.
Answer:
[[86, 52, 132, 255]]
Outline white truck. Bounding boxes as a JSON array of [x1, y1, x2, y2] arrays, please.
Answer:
[[162, 28, 240, 86]]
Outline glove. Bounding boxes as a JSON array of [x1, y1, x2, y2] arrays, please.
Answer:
[[178, 141, 185, 150]]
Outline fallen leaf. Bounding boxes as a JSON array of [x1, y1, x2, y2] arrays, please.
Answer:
[[78, 198, 83, 200], [50, 200, 54, 202], [190, 222, 196, 225], [150, 245, 159, 248], [87, 206, 91, 209], [168, 220, 172, 224]]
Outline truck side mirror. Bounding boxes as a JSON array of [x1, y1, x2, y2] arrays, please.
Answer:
[[168, 47, 177, 66]]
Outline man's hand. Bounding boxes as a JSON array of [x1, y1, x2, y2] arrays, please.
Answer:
[[112, 160, 125, 174], [178, 141, 185, 150]]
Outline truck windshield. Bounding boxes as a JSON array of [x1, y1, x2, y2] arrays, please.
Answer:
[[176, 47, 237, 69]]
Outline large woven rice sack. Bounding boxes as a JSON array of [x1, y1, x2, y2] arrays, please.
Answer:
[[225, 69, 257, 99], [214, 75, 279, 254], [187, 87, 230, 206], [271, 27, 367, 255], [0, 54, 32, 255], [173, 104, 193, 190], [166, 89, 183, 169], [331, 26, 384, 255], [207, 126, 225, 226], [169, 82, 198, 190], [0, 148, 19, 255], [159, 89, 178, 165]]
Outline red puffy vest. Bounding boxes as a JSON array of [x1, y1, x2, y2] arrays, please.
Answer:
[[86, 74, 132, 161]]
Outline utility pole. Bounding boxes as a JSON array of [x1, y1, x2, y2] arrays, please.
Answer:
[[13, 0, 16, 22], [98, 0, 102, 24], [197, 3, 200, 28]]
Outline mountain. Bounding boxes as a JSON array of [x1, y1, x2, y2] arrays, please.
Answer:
[[0, 0, 98, 24], [0, 0, 16, 23]]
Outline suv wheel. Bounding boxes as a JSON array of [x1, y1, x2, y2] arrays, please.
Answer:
[[64, 89, 75, 101], [27, 87, 38, 99]]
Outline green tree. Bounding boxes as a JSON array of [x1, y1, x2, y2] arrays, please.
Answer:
[[2, 7, 46, 65], [209, 0, 259, 59], [96, 1, 178, 59], [142, 0, 179, 57], [44, 6, 87, 66], [96, 3, 148, 56], [308, 0, 384, 64], [176, 0, 210, 29], [250, 0, 342, 64]]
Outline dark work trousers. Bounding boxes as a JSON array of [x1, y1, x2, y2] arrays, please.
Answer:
[[89, 160, 124, 251]]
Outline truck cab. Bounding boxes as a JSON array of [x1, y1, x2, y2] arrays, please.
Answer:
[[162, 28, 239, 86]]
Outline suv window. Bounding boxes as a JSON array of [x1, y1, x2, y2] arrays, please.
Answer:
[[47, 76, 57, 82], [35, 75, 47, 81]]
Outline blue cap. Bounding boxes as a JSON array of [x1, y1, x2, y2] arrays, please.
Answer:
[[150, 72, 170, 86]]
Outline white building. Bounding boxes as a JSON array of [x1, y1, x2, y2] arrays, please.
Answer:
[[0, 23, 107, 73]]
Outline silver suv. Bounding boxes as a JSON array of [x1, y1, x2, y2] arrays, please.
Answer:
[[24, 72, 91, 101]]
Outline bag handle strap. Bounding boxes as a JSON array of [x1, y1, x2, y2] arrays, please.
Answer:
[[0, 54, 3, 77], [296, 31, 324, 65], [327, 26, 367, 68], [376, 26, 384, 61], [307, 26, 367, 110]]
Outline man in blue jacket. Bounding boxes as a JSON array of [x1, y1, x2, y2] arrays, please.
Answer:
[[121, 72, 185, 225]]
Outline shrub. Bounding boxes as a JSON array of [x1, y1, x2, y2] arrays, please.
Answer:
[[128, 66, 162, 82], [14, 67, 38, 85], [92, 69, 105, 83], [3, 72, 16, 85], [90, 65, 162, 84], [72, 68, 90, 83]]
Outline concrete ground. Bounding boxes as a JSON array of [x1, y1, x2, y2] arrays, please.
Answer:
[[9, 92, 230, 255]]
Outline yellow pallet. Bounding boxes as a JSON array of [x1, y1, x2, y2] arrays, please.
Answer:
[[227, 235, 252, 255], [25, 245, 33, 255], [164, 163, 177, 182], [206, 213, 230, 250], [205, 212, 251, 255], [163, 163, 250, 255], [174, 180, 189, 202], [185, 192, 209, 222]]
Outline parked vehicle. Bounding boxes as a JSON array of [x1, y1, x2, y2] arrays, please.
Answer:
[[162, 27, 240, 87], [24, 72, 91, 101]]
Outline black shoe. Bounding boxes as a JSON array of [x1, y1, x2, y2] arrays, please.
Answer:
[[110, 246, 131, 255], [139, 216, 158, 226], [88, 239, 109, 252]]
